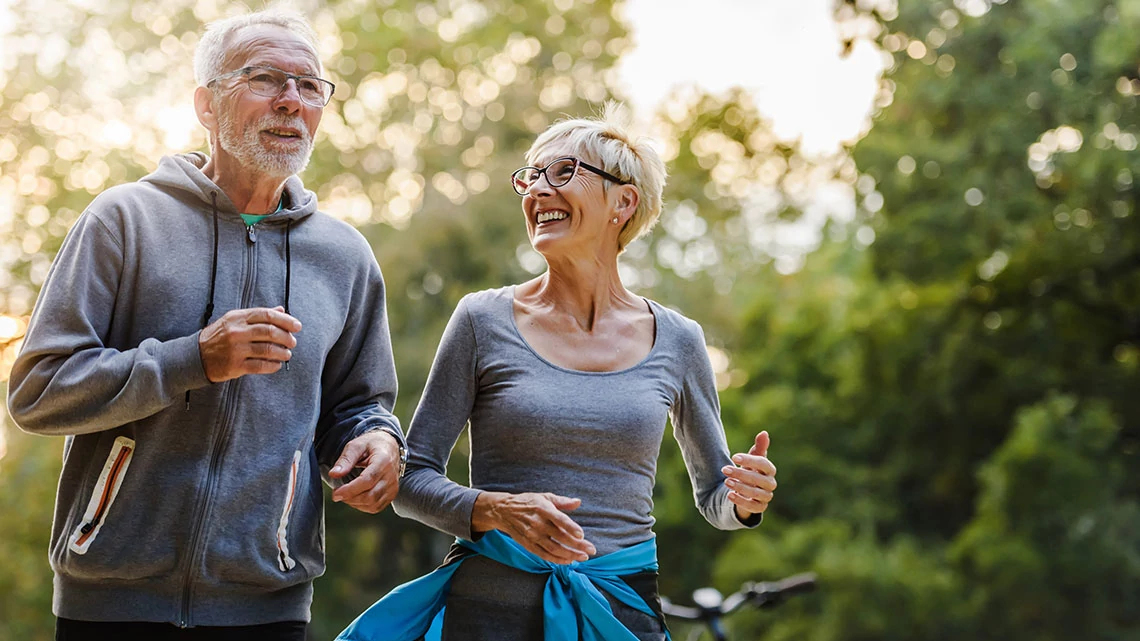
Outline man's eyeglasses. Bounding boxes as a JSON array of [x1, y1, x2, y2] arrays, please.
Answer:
[[510, 157, 630, 196], [207, 65, 335, 108]]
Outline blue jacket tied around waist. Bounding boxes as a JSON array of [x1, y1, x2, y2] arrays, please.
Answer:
[[337, 530, 670, 641]]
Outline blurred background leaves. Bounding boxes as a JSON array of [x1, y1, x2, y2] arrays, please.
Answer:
[[2, 0, 1138, 639]]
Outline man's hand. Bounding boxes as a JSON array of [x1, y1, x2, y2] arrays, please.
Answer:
[[198, 306, 301, 383], [329, 430, 401, 514]]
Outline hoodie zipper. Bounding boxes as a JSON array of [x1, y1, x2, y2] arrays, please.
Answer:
[[178, 223, 259, 628]]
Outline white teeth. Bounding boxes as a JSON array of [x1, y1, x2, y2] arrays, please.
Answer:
[[536, 211, 568, 223]]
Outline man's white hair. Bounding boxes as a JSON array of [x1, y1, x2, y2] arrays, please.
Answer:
[[525, 103, 667, 253], [193, 8, 322, 87]]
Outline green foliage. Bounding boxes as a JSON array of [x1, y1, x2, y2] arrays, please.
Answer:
[[953, 396, 1140, 640], [697, 1, 1140, 639], [2, 0, 813, 638], [0, 420, 61, 641], [4, 0, 1137, 639]]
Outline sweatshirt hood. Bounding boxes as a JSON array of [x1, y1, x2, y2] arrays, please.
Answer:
[[140, 152, 317, 223]]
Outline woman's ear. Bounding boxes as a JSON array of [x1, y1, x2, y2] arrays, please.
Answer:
[[613, 184, 640, 224]]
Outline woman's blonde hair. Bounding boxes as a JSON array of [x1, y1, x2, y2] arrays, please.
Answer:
[[525, 104, 666, 253]]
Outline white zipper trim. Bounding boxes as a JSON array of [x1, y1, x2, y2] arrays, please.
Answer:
[[276, 450, 301, 571], [68, 436, 135, 555]]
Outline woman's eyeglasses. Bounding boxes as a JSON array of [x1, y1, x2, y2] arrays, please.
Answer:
[[510, 157, 629, 196]]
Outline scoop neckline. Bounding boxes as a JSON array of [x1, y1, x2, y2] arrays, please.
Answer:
[[506, 285, 660, 376]]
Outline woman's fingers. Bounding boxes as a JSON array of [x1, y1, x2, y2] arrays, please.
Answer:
[[528, 534, 586, 564], [730, 452, 777, 476], [727, 489, 770, 513], [723, 442, 777, 517], [497, 492, 595, 563], [725, 482, 774, 504], [722, 465, 777, 492]]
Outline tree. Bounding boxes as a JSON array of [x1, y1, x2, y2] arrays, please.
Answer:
[[702, 1, 1140, 639], [1, 1, 830, 638]]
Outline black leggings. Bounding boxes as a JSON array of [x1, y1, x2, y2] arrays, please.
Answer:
[[440, 553, 668, 641], [55, 617, 307, 641]]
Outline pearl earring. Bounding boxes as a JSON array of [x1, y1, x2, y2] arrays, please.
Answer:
[[612, 217, 619, 224]]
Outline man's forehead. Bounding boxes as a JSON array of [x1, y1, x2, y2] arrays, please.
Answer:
[[222, 24, 321, 73]]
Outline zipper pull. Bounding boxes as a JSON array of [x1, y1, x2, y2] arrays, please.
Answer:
[[80, 522, 94, 535], [247, 224, 257, 243]]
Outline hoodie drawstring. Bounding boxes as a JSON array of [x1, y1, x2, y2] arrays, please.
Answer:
[[284, 219, 292, 371], [184, 192, 295, 407], [186, 192, 222, 410]]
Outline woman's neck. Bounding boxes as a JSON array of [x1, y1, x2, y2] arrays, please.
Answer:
[[527, 255, 638, 332]]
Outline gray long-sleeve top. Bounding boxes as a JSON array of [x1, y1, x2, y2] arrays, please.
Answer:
[[394, 287, 758, 555]]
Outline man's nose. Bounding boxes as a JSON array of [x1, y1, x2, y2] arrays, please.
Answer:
[[273, 79, 303, 111]]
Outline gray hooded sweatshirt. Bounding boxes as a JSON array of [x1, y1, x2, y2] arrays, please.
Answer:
[[7, 153, 403, 627]]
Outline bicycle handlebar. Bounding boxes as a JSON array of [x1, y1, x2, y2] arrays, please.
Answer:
[[661, 573, 817, 621]]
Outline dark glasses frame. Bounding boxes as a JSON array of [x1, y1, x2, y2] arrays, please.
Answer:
[[510, 156, 630, 196]]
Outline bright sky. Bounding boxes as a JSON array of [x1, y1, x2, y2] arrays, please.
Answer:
[[0, 0, 882, 154], [618, 0, 884, 155]]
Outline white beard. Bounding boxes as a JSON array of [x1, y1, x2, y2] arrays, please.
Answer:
[[216, 109, 314, 178]]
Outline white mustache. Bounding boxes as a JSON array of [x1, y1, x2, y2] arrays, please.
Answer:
[[257, 115, 311, 141]]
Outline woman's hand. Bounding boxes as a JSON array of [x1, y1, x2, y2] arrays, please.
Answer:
[[472, 491, 596, 564], [723, 430, 777, 521]]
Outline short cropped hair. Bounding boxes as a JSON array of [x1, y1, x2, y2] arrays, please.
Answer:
[[194, 8, 322, 87], [525, 104, 667, 253]]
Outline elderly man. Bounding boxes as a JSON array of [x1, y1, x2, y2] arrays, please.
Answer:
[[7, 9, 403, 641]]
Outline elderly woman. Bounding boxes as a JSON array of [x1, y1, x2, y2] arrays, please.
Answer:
[[338, 112, 777, 641]]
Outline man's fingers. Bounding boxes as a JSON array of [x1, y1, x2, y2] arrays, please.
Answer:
[[242, 359, 285, 376], [332, 474, 376, 503], [249, 323, 298, 348], [255, 307, 302, 333], [199, 307, 301, 382], [247, 341, 293, 360], [329, 440, 366, 479], [333, 471, 374, 500], [339, 482, 397, 513]]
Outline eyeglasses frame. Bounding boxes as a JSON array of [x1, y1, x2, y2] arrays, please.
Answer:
[[206, 65, 336, 107], [511, 156, 631, 196]]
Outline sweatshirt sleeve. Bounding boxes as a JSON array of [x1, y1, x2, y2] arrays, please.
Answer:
[[670, 320, 762, 530], [393, 296, 482, 540], [314, 251, 403, 487], [6, 210, 211, 436]]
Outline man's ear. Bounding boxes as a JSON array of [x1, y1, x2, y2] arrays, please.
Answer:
[[194, 86, 218, 132]]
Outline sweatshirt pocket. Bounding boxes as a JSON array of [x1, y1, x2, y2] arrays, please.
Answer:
[[275, 449, 301, 572], [68, 436, 134, 555]]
